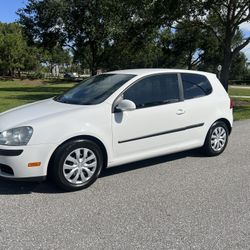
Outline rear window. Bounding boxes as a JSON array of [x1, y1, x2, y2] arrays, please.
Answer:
[[181, 73, 212, 100]]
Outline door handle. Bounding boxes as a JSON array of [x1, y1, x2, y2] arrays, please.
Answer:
[[176, 109, 185, 115]]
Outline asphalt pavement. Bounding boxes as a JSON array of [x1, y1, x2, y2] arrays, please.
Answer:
[[0, 120, 250, 250]]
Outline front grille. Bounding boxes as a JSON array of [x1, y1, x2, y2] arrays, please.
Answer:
[[0, 164, 14, 176]]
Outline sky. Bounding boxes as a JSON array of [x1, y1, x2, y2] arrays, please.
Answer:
[[240, 22, 250, 61], [0, 0, 249, 61], [0, 0, 27, 23]]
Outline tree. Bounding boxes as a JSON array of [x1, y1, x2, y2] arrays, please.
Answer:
[[17, 0, 67, 48], [0, 23, 28, 76], [18, 0, 250, 81], [46, 46, 71, 67], [23, 46, 43, 72], [196, 0, 250, 90], [230, 52, 248, 80], [18, 0, 195, 75], [165, 21, 204, 69], [18, 0, 117, 75]]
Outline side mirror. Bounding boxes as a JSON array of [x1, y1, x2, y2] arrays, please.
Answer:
[[116, 99, 136, 112]]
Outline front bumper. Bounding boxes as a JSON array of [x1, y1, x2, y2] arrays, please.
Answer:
[[0, 144, 56, 179], [0, 174, 46, 182]]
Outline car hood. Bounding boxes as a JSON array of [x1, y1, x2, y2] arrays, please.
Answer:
[[0, 98, 84, 131]]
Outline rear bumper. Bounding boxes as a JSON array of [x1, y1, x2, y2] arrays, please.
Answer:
[[0, 144, 57, 179]]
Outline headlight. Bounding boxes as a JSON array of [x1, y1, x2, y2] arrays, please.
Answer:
[[0, 126, 33, 146]]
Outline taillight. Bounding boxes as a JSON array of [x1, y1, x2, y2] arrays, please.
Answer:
[[230, 97, 233, 109]]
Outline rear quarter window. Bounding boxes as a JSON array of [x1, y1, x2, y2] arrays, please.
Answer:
[[181, 73, 212, 100]]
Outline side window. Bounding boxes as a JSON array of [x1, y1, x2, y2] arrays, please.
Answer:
[[123, 74, 179, 108], [181, 73, 212, 100]]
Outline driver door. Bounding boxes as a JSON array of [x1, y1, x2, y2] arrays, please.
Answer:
[[112, 73, 188, 160]]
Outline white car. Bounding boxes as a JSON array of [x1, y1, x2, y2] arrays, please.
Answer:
[[0, 69, 233, 191]]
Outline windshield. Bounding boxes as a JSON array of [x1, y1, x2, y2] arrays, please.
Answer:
[[55, 74, 135, 105]]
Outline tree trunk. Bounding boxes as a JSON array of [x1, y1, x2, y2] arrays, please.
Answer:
[[220, 36, 233, 92], [220, 66, 230, 92], [90, 43, 98, 76], [187, 50, 193, 70], [8, 68, 15, 78], [91, 65, 97, 76], [220, 57, 231, 91], [187, 41, 193, 70], [18, 68, 21, 78]]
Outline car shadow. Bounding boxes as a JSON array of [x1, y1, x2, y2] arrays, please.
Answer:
[[0, 149, 203, 195], [100, 148, 202, 178], [0, 178, 62, 195]]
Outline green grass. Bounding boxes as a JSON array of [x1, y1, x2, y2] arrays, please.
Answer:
[[0, 79, 74, 113], [229, 87, 250, 121], [232, 97, 250, 103], [233, 106, 250, 121], [232, 98, 250, 121], [229, 87, 250, 96], [0, 80, 250, 121]]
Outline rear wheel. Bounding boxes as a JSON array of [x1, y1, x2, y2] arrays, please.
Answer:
[[51, 139, 103, 191], [202, 121, 229, 156]]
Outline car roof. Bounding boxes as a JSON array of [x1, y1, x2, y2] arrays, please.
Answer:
[[107, 68, 215, 77]]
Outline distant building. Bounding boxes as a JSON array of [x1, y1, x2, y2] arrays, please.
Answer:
[[52, 64, 59, 77]]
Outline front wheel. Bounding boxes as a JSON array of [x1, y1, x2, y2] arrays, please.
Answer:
[[51, 139, 103, 191], [202, 121, 229, 156]]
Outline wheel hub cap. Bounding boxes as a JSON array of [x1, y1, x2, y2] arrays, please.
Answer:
[[210, 127, 227, 152], [63, 148, 97, 184]]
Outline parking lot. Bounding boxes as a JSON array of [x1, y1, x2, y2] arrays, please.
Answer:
[[0, 120, 250, 250]]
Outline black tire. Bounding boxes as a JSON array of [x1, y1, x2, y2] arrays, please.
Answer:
[[202, 121, 229, 156], [51, 139, 103, 191]]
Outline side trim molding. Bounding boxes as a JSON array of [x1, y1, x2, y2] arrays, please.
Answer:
[[118, 123, 204, 144]]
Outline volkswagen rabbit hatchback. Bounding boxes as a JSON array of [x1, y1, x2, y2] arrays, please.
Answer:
[[0, 69, 233, 191]]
